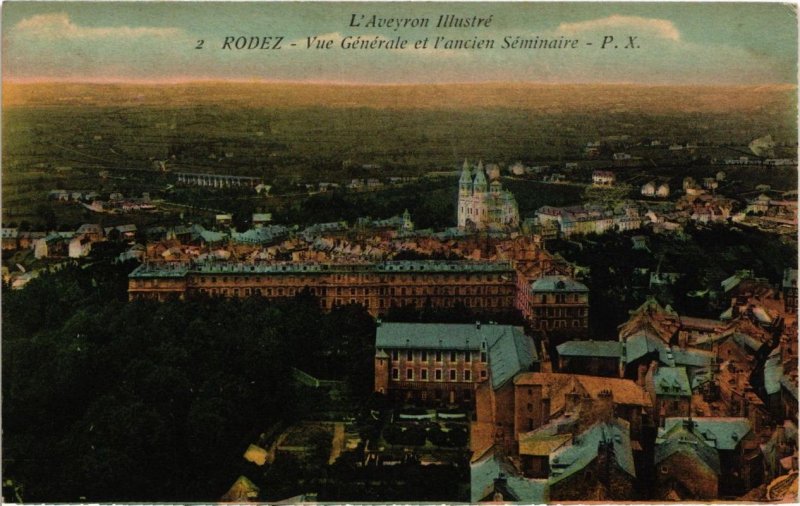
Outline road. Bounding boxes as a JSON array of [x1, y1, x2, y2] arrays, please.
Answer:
[[328, 422, 345, 465]]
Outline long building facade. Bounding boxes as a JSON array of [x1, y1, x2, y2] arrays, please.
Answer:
[[128, 260, 517, 316], [374, 322, 537, 406]]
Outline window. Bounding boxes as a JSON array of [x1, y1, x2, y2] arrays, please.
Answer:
[[406, 350, 413, 361], [527, 403, 533, 412], [436, 351, 442, 362], [450, 370, 456, 381], [465, 351, 471, 363], [435, 369, 442, 381], [421, 369, 428, 381], [481, 351, 487, 363], [406, 369, 413, 380], [481, 370, 487, 379], [450, 351, 457, 362], [391, 350, 399, 361], [421, 350, 428, 361], [392, 368, 399, 380], [464, 370, 471, 381]]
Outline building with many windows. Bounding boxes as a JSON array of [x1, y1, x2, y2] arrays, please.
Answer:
[[527, 275, 589, 338], [128, 260, 518, 316], [373, 321, 537, 406]]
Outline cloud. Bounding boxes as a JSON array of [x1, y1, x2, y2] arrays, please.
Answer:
[[13, 13, 182, 39], [556, 15, 681, 41]]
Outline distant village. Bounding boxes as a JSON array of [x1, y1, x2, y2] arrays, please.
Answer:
[[2, 145, 798, 502]]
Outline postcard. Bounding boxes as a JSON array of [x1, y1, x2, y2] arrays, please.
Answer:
[[2, 1, 798, 503]]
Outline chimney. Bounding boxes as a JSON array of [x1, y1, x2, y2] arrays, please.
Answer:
[[565, 389, 581, 413], [597, 389, 615, 423], [493, 473, 508, 500], [637, 364, 648, 387]]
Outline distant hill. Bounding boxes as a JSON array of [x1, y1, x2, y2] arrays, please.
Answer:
[[4, 81, 797, 115]]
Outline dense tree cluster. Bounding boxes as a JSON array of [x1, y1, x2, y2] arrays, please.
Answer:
[[549, 224, 798, 337], [273, 181, 459, 230], [2, 263, 375, 502]]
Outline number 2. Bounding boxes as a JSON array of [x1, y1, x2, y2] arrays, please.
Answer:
[[195, 40, 204, 49]]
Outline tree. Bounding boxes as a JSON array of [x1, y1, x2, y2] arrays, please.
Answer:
[[34, 203, 57, 230]]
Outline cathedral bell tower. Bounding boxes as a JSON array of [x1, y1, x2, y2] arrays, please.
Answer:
[[473, 160, 488, 194], [459, 159, 473, 197]]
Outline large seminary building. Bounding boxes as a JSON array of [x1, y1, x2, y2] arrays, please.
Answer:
[[458, 160, 520, 231], [128, 260, 517, 316]]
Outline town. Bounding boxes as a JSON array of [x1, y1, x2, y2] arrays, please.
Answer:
[[3, 134, 797, 502]]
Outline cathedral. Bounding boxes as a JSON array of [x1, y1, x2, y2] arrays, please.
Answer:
[[457, 160, 520, 231]]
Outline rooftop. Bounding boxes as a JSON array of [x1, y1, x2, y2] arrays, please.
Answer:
[[519, 433, 572, 457], [549, 418, 635, 485], [557, 340, 622, 358], [530, 275, 588, 293], [470, 448, 547, 503], [130, 259, 515, 278], [660, 417, 752, 451], [376, 322, 537, 389], [653, 367, 692, 397], [514, 373, 651, 414], [783, 268, 798, 289], [655, 423, 721, 475]]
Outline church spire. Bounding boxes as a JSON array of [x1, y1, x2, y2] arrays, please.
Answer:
[[473, 160, 488, 193], [459, 159, 473, 197]]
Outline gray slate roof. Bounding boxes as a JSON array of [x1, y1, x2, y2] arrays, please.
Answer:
[[671, 348, 715, 368], [548, 419, 636, 485], [624, 331, 669, 364], [764, 352, 783, 395], [783, 268, 798, 289], [470, 449, 547, 503], [653, 367, 692, 397], [557, 340, 622, 358], [655, 423, 721, 475], [531, 275, 588, 293], [376, 322, 537, 389], [661, 417, 751, 451]]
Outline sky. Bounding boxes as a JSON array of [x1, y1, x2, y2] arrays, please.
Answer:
[[2, 2, 797, 85]]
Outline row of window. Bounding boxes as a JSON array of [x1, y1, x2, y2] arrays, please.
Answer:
[[191, 283, 512, 298], [190, 287, 509, 308], [535, 319, 586, 329], [391, 367, 488, 382], [390, 349, 488, 363], [194, 273, 509, 284], [533, 307, 589, 317], [530, 294, 587, 304]]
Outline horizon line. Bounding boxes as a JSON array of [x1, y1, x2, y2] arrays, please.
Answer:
[[3, 77, 797, 88]]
